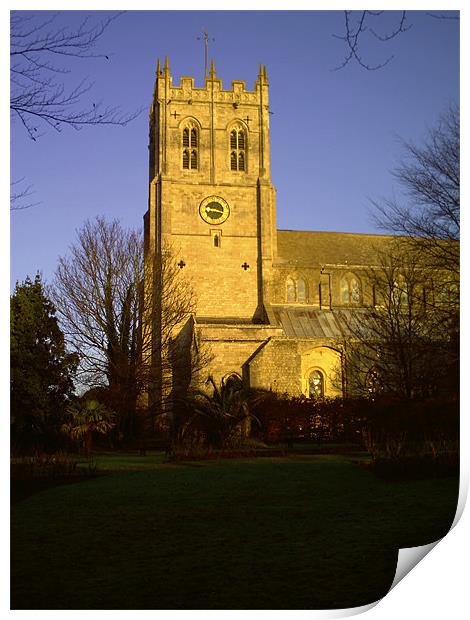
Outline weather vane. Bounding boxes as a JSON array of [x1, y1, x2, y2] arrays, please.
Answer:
[[197, 29, 215, 79]]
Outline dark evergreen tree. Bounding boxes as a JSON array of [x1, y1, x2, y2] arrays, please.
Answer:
[[11, 274, 78, 452]]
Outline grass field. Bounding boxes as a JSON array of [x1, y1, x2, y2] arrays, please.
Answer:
[[11, 453, 459, 610]]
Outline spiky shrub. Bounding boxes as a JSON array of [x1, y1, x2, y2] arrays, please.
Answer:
[[62, 399, 115, 457], [176, 375, 258, 451]]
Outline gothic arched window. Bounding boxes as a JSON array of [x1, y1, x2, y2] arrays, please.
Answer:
[[392, 275, 408, 306], [297, 278, 307, 303], [340, 273, 362, 305], [183, 128, 189, 147], [308, 370, 324, 399], [229, 126, 247, 172], [286, 277, 308, 303], [182, 123, 199, 169], [286, 277, 296, 303]]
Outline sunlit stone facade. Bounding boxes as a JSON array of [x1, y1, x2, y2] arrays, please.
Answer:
[[143, 59, 390, 399]]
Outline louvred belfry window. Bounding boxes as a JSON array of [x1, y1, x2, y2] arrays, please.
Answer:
[[229, 127, 247, 172], [182, 124, 199, 169], [230, 151, 237, 171], [230, 130, 237, 150]]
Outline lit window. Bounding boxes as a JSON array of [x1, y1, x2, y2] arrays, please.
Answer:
[[366, 367, 383, 397], [309, 370, 324, 399]]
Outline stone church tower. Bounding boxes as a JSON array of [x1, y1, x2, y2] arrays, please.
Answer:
[[145, 57, 277, 323], [144, 58, 394, 404]]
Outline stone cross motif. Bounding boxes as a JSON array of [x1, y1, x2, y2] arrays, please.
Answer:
[[177, 260, 186, 269], [241, 262, 250, 271], [243, 116, 251, 126], [171, 111, 180, 119]]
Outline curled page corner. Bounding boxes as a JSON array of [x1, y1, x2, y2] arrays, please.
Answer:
[[390, 540, 441, 591], [310, 600, 379, 618], [390, 473, 467, 592]]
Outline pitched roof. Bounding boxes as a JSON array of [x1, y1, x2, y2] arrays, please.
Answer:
[[276, 229, 395, 267]]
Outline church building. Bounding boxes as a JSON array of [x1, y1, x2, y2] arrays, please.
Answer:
[[144, 58, 392, 400]]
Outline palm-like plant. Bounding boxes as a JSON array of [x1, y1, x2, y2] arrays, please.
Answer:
[[62, 399, 115, 457], [182, 375, 257, 449]]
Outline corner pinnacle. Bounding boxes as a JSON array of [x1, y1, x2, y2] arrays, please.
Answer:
[[210, 58, 216, 79]]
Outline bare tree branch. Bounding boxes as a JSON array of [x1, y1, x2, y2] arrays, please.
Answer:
[[333, 11, 408, 71], [373, 104, 459, 275], [337, 243, 458, 399], [10, 178, 41, 211], [333, 10, 457, 71], [426, 12, 459, 21], [51, 218, 206, 440], [10, 11, 141, 140]]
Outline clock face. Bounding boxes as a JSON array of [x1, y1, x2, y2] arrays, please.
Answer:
[[199, 196, 230, 225]]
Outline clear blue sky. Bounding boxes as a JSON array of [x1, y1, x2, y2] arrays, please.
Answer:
[[10, 9, 459, 288]]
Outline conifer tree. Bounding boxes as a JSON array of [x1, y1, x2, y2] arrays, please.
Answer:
[[11, 274, 78, 452]]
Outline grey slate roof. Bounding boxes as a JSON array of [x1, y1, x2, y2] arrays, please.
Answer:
[[271, 305, 371, 339]]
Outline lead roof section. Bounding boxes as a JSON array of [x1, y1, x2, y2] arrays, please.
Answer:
[[271, 306, 375, 339]]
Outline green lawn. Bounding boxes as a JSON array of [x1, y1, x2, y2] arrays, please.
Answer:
[[11, 453, 458, 610]]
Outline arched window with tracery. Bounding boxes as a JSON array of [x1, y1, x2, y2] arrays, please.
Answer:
[[286, 276, 308, 303], [230, 126, 246, 171], [182, 122, 199, 170], [308, 370, 324, 399], [286, 277, 296, 303], [297, 278, 307, 303], [392, 275, 408, 306], [340, 273, 362, 305]]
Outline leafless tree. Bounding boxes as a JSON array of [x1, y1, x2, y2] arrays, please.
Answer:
[[10, 178, 40, 211], [340, 106, 460, 399], [373, 104, 460, 276], [333, 10, 458, 71], [338, 242, 458, 399], [10, 11, 140, 140], [52, 217, 203, 441]]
